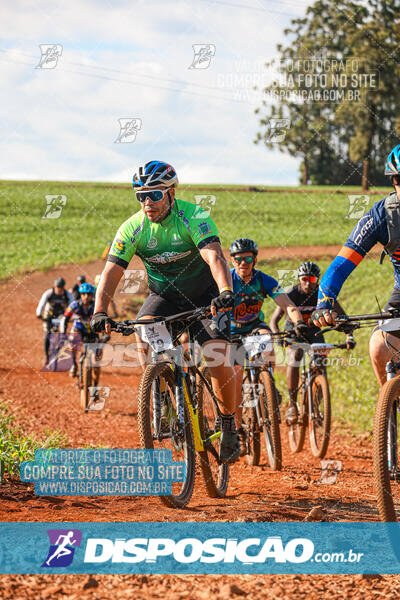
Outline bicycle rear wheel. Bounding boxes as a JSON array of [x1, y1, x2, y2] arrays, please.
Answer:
[[309, 373, 331, 458], [80, 355, 92, 412], [137, 362, 195, 509], [197, 368, 229, 497], [374, 376, 400, 522], [259, 370, 282, 471], [288, 378, 307, 453]]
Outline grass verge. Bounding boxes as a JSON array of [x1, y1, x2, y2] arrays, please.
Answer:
[[0, 400, 68, 481]]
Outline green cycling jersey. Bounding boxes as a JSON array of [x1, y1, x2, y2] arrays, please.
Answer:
[[107, 198, 220, 301]]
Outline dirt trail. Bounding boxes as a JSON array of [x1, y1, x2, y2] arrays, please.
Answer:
[[0, 257, 396, 598]]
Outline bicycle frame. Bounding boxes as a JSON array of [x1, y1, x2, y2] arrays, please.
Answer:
[[149, 344, 221, 456]]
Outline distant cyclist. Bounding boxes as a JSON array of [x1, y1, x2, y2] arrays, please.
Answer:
[[228, 238, 306, 430], [36, 277, 74, 364], [270, 261, 354, 424], [71, 275, 86, 300], [61, 283, 96, 377], [91, 160, 240, 463], [311, 145, 400, 386]]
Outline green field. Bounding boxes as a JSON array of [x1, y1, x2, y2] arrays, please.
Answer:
[[258, 256, 394, 433], [1, 180, 396, 432], [0, 180, 392, 279]]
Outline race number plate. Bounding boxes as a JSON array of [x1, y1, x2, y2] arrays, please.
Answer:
[[242, 334, 273, 357], [136, 322, 174, 352]]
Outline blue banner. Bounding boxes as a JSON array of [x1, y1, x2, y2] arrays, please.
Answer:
[[1, 522, 400, 574]]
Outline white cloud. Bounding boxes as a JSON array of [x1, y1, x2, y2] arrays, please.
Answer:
[[0, 0, 307, 183]]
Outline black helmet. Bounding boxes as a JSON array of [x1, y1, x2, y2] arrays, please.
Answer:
[[297, 261, 320, 279], [77, 275, 86, 283], [54, 277, 65, 288], [230, 238, 258, 256]]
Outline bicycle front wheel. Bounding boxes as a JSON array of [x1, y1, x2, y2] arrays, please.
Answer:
[[259, 370, 282, 471], [197, 368, 229, 498], [309, 373, 331, 458], [80, 355, 92, 412], [374, 376, 400, 522], [137, 362, 196, 509], [288, 378, 307, 453]]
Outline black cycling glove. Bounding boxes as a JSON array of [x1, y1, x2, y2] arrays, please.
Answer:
[[294, 321, 314, 343], [211, 290, 235, 312], [90, 312, 114, 333]]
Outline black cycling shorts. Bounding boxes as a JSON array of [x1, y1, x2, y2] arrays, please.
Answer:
[[137, 287, 230, 346]]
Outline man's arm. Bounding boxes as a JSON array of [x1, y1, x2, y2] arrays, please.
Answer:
[[199, 242, 233, 317], [269, 305, 285, 334], [94, 262, 125, 314], [36, 289, 51, 317], [199, 242, 232, 290], [312, 207, 381, 326], [273, 293, 303, 325]]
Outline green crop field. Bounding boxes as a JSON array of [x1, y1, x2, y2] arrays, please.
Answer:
[[0, 180, 392, 279], [1, 180, 395, 433]]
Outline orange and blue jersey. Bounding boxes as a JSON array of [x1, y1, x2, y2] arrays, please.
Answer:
[[230, 268, 284, 334], [317, 196, 396, 309]]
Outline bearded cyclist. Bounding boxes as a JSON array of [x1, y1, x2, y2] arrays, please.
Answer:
[[229, 239, 308, 429], [36, 277, 74, 364], [311, 145, 400, 386], [270, 261, 354, 424], [91, 160, 240, 463], [61, 283, 96, 377]]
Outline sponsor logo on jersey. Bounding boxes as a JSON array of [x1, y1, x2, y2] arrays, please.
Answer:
[[178, 210, 191, 231], [171, 234, 184, 246], [146, 250, 192, 264], [113, 239, 126, 256], [147, 236, 158, 249], [198, 221, 211, 238]]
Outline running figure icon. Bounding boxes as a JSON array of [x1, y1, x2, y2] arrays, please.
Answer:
[[42, 529, 82, 568]]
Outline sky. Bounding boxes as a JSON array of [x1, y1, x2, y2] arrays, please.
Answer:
[[0, 0, 312, 185]]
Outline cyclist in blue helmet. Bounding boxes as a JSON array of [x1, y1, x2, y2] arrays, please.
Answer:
[[61, 283, 96, 377], [311, 144, 400, 386], [91, 160, 242, 464]]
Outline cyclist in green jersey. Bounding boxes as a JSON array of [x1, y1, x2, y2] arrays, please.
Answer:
[[91, 161, 240, 463]]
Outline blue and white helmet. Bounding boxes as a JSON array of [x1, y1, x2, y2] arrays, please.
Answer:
[[385, 145, 400, 176], [132, 161, 178, 190]]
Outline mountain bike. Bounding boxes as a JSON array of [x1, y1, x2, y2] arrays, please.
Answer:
[[285, 331, 353, 458], [78, 332, 109, 412], [337, 308, 400, 521], [233, 331, 282, 470], [111, 307, 229, 509]]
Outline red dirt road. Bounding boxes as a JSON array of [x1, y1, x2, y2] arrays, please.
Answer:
[[0, 255, 398, 598]]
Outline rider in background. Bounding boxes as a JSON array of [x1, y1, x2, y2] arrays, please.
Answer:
[[229, 238, 306, 430], [61, 283, 96, 377], [36, 277, 74, 364], [311, 145, 400, 386], [71, 275, 86, 300], [269, 261, 354, 424]]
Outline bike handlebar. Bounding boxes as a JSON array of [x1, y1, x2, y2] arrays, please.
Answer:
[[110, 306, 212, 336], [336, 308, 400, 323]]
